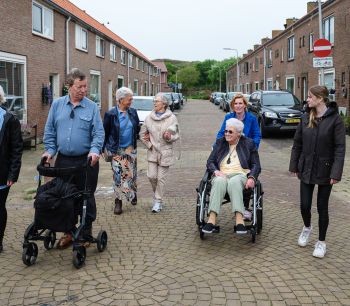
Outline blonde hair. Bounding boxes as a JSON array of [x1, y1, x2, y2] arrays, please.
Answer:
[[230, 93, 248, 112], [308, 85, 330, 128], [0, 85, 6, 104]]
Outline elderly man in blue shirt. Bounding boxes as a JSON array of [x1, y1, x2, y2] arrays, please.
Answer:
[[43, 68, 105, 249]]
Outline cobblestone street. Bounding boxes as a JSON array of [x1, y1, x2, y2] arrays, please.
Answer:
[[1, 100, 350, 306]]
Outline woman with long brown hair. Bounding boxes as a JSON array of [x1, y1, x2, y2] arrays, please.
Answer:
[[289, 85, 345, 258]]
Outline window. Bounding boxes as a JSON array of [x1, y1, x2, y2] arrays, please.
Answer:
[[254, 57, 259, 71], [323, 15, 334, 44], [268, 49, 273, 67], [144, 81, 148, 96], [75, 24, 88, 51], [110, 44, 117, 62], [254, 81, 259, 90], [89, 71, 101, 108], [96, 36, 105, 57], [133, 79, 139, 95], [32, 1, 53, 39], [281, 48, 284, 62], [121, 50, 126, 65], [267, 79, 273, 90], [245, 83, 250, 94], [117, 75, 124, 88], [136, 57, 139, 70], [244, 62, 249, 74], [319, 68, 335, 101], [299, 36, 305, 48], [286, 76, 295, 94], [128, 53, 133, 68], [275, 49, 279, 59], [140, 60, 144, 72], [309, 33, 314, 52], [288, 36, 295, 60]]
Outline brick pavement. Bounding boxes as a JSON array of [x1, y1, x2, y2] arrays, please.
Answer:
[[1, 100, 350, 305]]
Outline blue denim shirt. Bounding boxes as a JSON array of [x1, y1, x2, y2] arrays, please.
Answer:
[[117, 106, 133, 148], [0, 107, 5, 132], [44, 95, 105, 157]]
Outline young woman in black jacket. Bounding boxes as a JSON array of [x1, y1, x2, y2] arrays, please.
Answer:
[[0, 85, 23, 252], [289, 85, 345, 258]]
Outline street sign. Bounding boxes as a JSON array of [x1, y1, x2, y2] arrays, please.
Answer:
[[313, 57, 333, 68], [177, 83, 182, 90], [313, 39, 332, 57]]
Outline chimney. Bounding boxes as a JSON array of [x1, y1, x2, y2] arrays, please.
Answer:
[[247, 49, 253, 54], [307, 1, 318, 13], [254, 44, 260, 50], [261, 37, 270, 45], [242, 53, 247, 58], [272, 30, 283, 38], [284, 18, 299, 29]]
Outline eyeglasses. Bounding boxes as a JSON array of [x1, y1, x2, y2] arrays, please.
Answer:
[[70, 108, 75, 119], [224, 130, 234, 134]]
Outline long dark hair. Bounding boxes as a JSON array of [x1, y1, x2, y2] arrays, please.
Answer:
[[308, 85, 330, 128]]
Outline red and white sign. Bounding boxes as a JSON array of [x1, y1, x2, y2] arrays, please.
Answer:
[[313, 39, 332, 57]]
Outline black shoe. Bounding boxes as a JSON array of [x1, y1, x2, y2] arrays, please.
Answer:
[[131, 194, 137, 206], [114, 199, 122, 215], [202, 223, 219, 234], [235, 223, 247, 234]]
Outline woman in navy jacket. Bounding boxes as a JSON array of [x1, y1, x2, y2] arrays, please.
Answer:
[[0, 85, 23, 252], [216, 94, 261, 149], [103, 87, 140, 215]]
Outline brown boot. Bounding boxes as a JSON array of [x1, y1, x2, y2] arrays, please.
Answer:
[[114, 198, 122, 215]]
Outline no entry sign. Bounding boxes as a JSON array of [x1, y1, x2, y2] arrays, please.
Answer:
[[313, 39, 332, 57]]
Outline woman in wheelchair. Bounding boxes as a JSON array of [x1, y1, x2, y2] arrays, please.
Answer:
[[202, 118, 261, 234]]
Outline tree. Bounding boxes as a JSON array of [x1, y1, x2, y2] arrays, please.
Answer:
[[176, 66, 200, 89], [195, 59, 216, 86]]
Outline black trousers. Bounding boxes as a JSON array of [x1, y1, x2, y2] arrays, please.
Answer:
[[55, 153, 99, 230], [0, 187, 10, 244], [300, 181, 332, 241]]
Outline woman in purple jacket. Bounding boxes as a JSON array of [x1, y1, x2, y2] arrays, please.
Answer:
[[216, 94, 261, 149]]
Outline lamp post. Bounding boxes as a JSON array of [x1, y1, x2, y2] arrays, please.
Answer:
[[223, 48, 239, 91]]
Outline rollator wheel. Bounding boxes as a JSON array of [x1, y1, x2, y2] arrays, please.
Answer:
[[24, 222, 37, 240], [199, 229, 205, 240], [43, 230, 56, 250], [257, 209, 263, 234], [22, 242, 38, 266], [195, 195, 201, 226], [96, 230, 108, 252], [72, 246, 86, 269], [251, 228, 256, 243]]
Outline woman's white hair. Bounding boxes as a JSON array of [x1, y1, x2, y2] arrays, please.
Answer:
[[0, 85, 6, 104], [115, 86, 133, 101], [226, 118, 244, 134], [154, 93, 169, 108]]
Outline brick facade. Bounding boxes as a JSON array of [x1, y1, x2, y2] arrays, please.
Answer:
[[0, 0, 160, 135], [227, 0, 350, 114]]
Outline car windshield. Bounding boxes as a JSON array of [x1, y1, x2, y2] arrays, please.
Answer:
[[132, 98, 154, 111], [217, 93, 224, 97], [263, 93, 296, 106]]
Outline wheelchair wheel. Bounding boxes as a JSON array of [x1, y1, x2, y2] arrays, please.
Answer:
[[73, 245, 86, 269], [43, 230, 56, 250], [96, 230, 108, 252], [251, 228, 256, 243], [22, 242, 38, 266], [257, 208, 263, 234]]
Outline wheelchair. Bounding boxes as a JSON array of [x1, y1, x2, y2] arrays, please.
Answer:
[[196, 170, 263, 242]]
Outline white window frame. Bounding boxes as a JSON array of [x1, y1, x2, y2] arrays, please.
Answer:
[[309, 33, 314, 52], [136, 57, 139, 70], [141, 60, 144, 72], [117, 75, 124, 88], [32, 1, 54, 40], [128, 53, 133, 68], [286, 75, 295, 94], [110, 44, 117, 62], [89, 70, 101, 108], [96, 36, 105, 58], [121, 49, 126, 65], [319, 68, 335, 100], [281, 48, 284, 62], [287, 35, 295, 60], [267, 78, 273, 91], [245, 83, 250, 94], [133, 79, 139, 95], [75, 24, 88, 52], [323, 15, 334, 45], [254, 81, 259, 91]]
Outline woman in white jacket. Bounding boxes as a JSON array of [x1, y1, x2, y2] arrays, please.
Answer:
[[140, 93, 180, 212]]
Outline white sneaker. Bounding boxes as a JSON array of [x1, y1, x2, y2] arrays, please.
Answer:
[[313, 241, 326, 258], [298, 225, 312, 247], [152, 201, 162, 213]]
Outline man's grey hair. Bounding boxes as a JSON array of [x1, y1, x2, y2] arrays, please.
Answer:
[[115, 87, 133, 101], [226, 118, 244, 134], [66, 68, 86, 87], [0, 85, 5, 104], [154, 93, 169, 109]]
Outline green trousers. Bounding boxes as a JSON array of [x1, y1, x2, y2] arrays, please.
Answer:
[[208, 173, 247, 216]]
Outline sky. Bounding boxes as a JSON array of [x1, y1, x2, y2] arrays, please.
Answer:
[[69, 0, 312, 62]]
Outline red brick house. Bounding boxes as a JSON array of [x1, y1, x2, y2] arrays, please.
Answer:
[[0, 0, 160, 135], [152, 60, 172, 92]]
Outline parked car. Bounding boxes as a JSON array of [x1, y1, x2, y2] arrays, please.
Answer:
[[213, 92, 225, 106], [210, 92, 218, 103], [172, 93, 181, 110], [178, 93, 184, 105], [131, 96, 154, 126], [248, 90, 303, 137], [224, 91, 242, 112], [3, 95, 24, 121]]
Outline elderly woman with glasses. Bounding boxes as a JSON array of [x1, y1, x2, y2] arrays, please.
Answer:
[[140, 93, 179, 213], [103, 87, 140, 215], [203, 118, 261, 234]]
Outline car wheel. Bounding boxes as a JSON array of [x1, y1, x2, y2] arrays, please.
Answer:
[[259, 119, 268, 138]]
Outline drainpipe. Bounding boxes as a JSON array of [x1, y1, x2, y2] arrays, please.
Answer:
[[148, 64, 151, 95], [127, 51, 130, 88], [66, 16, 71, 75], [263, 47, 266, 90]]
